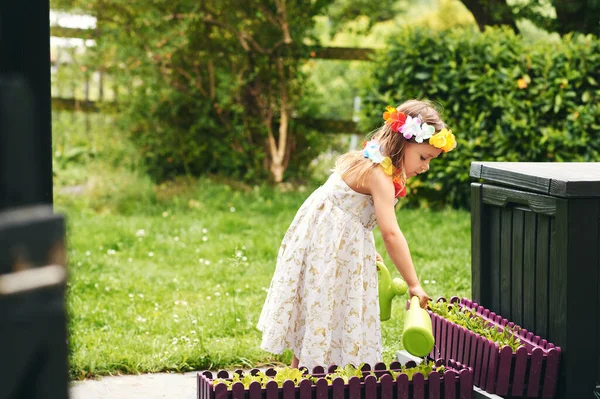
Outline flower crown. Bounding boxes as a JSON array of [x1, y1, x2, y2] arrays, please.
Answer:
[[383, 106, 457, 153]]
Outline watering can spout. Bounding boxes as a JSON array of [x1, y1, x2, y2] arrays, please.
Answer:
[[402, 296, 435, 358], [377, 261, 407, 321]]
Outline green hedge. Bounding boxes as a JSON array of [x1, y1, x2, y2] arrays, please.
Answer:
[[361, 27, 600, 208]]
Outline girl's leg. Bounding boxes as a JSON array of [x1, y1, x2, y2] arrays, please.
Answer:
[[291, 354, 299, 369]]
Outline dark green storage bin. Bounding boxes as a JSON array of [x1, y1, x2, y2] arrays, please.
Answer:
[[470, 162, 600, 399]]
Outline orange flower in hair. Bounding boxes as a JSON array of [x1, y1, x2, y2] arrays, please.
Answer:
[[383, 106, 407, 132]]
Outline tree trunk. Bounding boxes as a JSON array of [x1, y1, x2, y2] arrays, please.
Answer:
[[266, 56, 290, 183], [460, 0, 519, 33], [270, 161, 285, 183]]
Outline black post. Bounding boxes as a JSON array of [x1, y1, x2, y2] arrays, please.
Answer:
[[0, 0, 53, 211], [0, 3, 68, 399]]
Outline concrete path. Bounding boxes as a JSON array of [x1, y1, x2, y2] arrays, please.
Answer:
[[70, 371, 198, 399]]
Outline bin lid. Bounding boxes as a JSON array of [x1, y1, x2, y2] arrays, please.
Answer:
[[470, 162, 600, 198]]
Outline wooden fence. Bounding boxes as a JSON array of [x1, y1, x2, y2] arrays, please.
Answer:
[[50, 26, 376, 134]]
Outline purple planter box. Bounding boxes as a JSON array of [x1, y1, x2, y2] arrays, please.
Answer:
[[198, 359, 473, 399], [429, 297, 561, 398]]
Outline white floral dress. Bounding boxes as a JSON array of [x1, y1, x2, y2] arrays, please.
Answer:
[[257, 172, 382, 370]]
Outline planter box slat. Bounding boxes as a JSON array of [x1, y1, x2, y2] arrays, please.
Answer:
[[445, 323, 451, 361], [495, 346, 512, 395], [315, 378, 328, 399], [457, 325, 465, 365], [249, 381, 261, 399], [511, 346, 528, 396], [446, 324, 453, 364], [231, 382, 244, 398], [429, 371, 441, 399], [445, 369, 457, 399], [332, 378, 344, 399], [459, 369, 473, 399], [217, 370, 229, 378], [449, 324, 456, 362], [380, 374, 393, 399], [479, 339, 490, 391], [266, 368, 277, 377], [526, 331, 534, 342], [461, 333, 468, 366], [441, 319, 448, 361], [266, 380, 279, 398], [397, 373, 409, 399], [349, 376, 361, 399], [282, 380, 295, 399], [484, 342, 499, 393], [469, 333, 477, 372], [365, 375, 378, 397], [542, 348, 561, 397], [406, 360, 418, 369], [299, 379, 311, 398], [526, 348, 544, 396], [474, 335, 484, 386], [414, 373, 426, 399], [215, 383, 227, 399], [451, 324, 459, 361], [375, 362, 388, 371], [390, 361, 402, 369], [433, 315, 441, 359]]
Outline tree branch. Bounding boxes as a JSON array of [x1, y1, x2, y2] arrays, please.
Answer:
[[208, 60, 215, 99], [275, 0, 293, 44], [256, 4, 281, 28], [275, 56, 288, 163], [203, 15, 268, 53]]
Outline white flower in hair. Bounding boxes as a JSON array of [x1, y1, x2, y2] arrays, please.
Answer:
[[415, 122, 435, 143], [363, 140, 386, 163], [400, 115, 422, 140]]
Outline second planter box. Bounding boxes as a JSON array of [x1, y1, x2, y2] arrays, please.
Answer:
[[198, 359, 473, 399], [428, 297, 561, 398]]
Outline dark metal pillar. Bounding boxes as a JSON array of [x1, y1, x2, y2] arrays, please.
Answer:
[[0, 0, 53, 211], [0, 3, 68, 399]]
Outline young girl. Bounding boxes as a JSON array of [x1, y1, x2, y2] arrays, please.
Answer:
[[257, 99, 457, 370]]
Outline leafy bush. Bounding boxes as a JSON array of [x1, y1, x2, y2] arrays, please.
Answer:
[[361, 26, 600, 208]]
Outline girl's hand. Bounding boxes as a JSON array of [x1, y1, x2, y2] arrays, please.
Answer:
[[409, 284, 430, 309], [376, 252, 383, 263]]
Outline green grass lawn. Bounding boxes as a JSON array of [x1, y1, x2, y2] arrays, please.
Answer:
[[52, 111, 471, 379]]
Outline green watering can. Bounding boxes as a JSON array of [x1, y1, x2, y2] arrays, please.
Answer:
[[377, 261, 435, 358], [376, 261, 408, 321], [402, 296, 435, 357]]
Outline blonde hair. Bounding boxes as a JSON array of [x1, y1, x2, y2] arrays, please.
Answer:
[[334, 99, 446, 189]]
